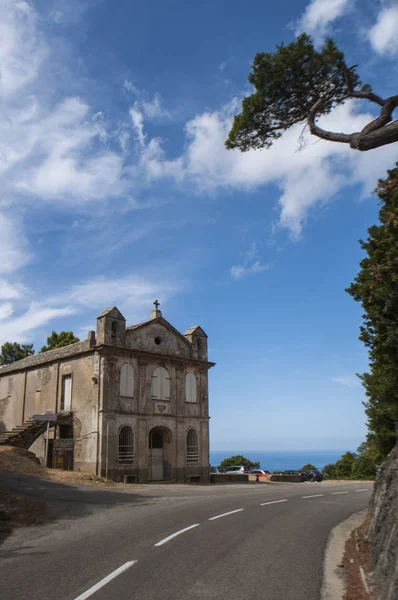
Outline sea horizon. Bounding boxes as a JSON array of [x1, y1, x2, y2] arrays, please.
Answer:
[[210, 449, 352, 472]]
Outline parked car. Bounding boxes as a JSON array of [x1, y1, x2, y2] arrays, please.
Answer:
[[251, 469, 270, 477], [305, 470, 323, 482], [224, 466, 250, 475], [210, 467, 220, 474], [283, 469, 307, 482]]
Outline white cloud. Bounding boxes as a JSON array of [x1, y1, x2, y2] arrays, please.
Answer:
[[1, 97, 128, 203], [230, 260, 268, 280], [129, 106, 146, 146], [0, 280, 25, 300], [295, 0, 351, 42], [47, 273, 181, 324], [0, 1, 133, 207], [368, 3, 398, 55], [0, 302, 13, 320], [0, 304, 76, 346], [140, 98, 396, 235], [123, 79, 139, 94], [0, 0, 47, 97], [0, 212, 31, 274], [141, 94, 170, 119], [331, 375, 361, 388]]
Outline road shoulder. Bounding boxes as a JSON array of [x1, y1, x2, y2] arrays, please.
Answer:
[[322, 508, 368, 600]]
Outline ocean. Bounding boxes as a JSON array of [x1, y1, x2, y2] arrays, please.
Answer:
[[209, 450, 347, 472]]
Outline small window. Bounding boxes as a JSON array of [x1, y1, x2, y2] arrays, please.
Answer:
[[61, 375, 72, 411], [185, 372, 197, 403], [154, 336, 162, 345], [120, 363, 134, 397], [186, 428, 199, 465], [118, 426, 135, 464], [111, 321, 117, 338], [152, 367, 170, 400]]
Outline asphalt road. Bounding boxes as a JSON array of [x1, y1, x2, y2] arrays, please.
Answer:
[[0, 472, 372, 600]]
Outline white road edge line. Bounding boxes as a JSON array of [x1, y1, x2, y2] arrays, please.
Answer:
[[74, 561, 137, 600], [302, 494, 324, 499], [154, 524, 199, 546], [355, 489, 369, 492], [331, 491, 349, 495], [260, 499, 288, 506], [208, 508, 244, 521]]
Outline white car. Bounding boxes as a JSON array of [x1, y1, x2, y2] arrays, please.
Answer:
[[224, 466, 250, 475]]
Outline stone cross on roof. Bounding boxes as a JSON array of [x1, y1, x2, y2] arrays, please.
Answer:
[[150, 299, 162, 320]]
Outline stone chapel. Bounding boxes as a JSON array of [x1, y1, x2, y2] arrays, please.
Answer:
[[0, 302, 215, 483]]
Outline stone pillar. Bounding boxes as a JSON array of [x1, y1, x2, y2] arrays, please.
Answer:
[[138, 418, 148, 482], [138, 361, 148, 414], [200, 370, 209, 418], [175, 366, 184, 416], [175, 419, 185, 482], [201, 420, 210, 482]]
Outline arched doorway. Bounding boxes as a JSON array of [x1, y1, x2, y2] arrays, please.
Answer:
[[148, 426, 172, 481]]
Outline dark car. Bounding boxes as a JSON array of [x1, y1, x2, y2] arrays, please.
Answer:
[[283, 470, 307, 482], [305, 470, 323, 482]]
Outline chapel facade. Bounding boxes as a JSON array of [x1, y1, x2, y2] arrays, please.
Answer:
[[0, 303, 215, 483]]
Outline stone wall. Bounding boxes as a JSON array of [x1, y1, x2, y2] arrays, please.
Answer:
[[367, 441, 398, 600], [210, 473, 249, 483], [269, 474, 301, 483]]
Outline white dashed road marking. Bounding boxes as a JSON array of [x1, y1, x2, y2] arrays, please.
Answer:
[[74, 561, 137, 600], [208, 509, 244, 521], [154, 524, 199, 546], [302, 494, 324, 499], [260, 499, 288, 506], [355, 489, 369, 492], [331, 491, 349, 495]]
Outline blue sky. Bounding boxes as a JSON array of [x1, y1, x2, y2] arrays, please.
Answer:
[[1, 0, 398, 451]]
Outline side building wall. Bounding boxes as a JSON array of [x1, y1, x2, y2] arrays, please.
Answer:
[[0, 339, 100, 474]]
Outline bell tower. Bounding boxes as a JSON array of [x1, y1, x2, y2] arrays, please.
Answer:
[[96, 306, 126, 346]]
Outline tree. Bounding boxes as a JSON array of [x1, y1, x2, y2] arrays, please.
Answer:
[[0, 342, 35, 365], [226, 34, 398, 154], [347, 166, 398, 458], [322, 463, 337, 480], [219, 455, 260, 469], [352, 454, 377, 480], [40, 331, 79, 353], [335, 452, 357, 478], [301, 463, 316, 471]]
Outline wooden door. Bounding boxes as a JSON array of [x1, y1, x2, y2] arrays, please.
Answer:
[[150, 448, 164, 480]]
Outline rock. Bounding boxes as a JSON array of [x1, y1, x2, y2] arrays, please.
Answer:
[[367, 441, 398, 600]]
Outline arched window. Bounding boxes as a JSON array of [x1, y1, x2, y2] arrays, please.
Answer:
[[186, 428, 199, 464], [185, 372, 197, 403], [118, 426, 135, 463], [120, 363, 134, 397], [111, 321, 116, 338], [152, 367, 170, 400]]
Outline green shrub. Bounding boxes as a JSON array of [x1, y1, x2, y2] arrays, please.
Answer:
[[322, 463, 337, 479]]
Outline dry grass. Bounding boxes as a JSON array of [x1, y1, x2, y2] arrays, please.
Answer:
[[0, 446, 128, 488], [0, 446, 45, 476]]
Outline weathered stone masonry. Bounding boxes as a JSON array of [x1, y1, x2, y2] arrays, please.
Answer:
[[0, 303, 215, 482]]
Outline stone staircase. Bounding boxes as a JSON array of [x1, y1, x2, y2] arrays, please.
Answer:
[[0, 420, 51, 449]]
